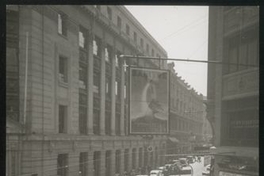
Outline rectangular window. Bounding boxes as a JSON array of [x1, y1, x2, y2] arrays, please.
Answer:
[[79, 26, 88, 49], [59, 105, 67, 133], [138, 148, 142, 166], [93, 71, 100, 95], [124, 149, 129, 172], [93, 40, 98, 56], [57, 154, 68, 176], [79, 152, 88, 176], [107, 7, 112, 20], [229, 46, 238, 73], [79, 106, 87, 135], [94, 152, 101, 176], [115, 55, 119, 67], [140, 38, 144, 48], [105, 110, 111, 135], [126, 24, 130, 36], [93, 109, 100, 135], [117, 16, 122, 29], [133, 32, 137, 42], [239, 41, 247, 70], [79, 64, 87, 90], [58, 13, 67, 36], [115, 150, 121, 174], [105, 151, 111, 175], [59, 56, 68, 83], [105, 47, 109, 62], [132, 148, 136, 169], [146, 44, 149, 54], [151, 49, 154, 56]]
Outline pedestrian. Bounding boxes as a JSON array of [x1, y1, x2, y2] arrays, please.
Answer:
[[198, 156, 201, 163]]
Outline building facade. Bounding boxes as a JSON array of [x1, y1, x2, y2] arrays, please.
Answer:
[[167, 63, 205, 154], [6, 5, 168, 176], [207, 6, 259, 176]]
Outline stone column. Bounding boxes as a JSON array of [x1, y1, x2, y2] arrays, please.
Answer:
[[134, 148, 139, 170], [127, 149, 132, 172], [110, 149, 116, 176], [98, 151, 105, 176], [87, 32, 94, 135], [120, 54, 125, 136], [100, 41, 106, 135], [87, 151, 94, 176], [68, 152, 79, 176], [111, 47, 116, 135], [120, 149, 125, 175]]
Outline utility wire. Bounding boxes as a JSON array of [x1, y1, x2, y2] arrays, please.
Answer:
[[161, 14, 208, 41]]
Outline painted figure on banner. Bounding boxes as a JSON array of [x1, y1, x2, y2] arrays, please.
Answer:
[[130, 68, 169, 134]]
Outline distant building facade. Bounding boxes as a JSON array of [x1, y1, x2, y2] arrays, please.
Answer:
[[207, 6, 259, 176], [6, 5, 169, 176], [167, 63, 205, 154]]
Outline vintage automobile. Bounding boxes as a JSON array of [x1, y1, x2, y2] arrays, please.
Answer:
[[187, 156, 195, 163], [202, 164, 211, 176], [179, 158, 188, 167], [150, 170, 164, 176]]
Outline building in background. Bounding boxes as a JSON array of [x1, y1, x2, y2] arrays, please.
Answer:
[[167, 62, 206, 155], [207, 6, 259, 176], [6, 5, 169, 176]]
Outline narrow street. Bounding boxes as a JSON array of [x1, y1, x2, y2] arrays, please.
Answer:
[[189, 157, 206, 176], [170, 156, 207, 176]]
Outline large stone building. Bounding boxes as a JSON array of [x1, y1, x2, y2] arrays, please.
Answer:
[[207, 6, 259, 176], [6, 5, 169, 176], [167, 63, 206, 154]]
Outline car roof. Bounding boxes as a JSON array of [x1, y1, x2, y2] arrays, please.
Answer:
[[150, 170, 162, 173]]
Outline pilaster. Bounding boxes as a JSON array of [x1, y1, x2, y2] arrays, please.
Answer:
[[111, 47, 116, 136], [100, 41, 106, 135], [88, 32, 94, 135]]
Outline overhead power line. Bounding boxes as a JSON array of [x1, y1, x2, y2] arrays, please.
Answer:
[[119, 55, 259, 68]]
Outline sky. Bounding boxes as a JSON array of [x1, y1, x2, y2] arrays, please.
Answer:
[[125, 6, 209, 96]]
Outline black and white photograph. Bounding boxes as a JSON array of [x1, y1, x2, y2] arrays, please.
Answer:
[[6, 5, 259, 176]]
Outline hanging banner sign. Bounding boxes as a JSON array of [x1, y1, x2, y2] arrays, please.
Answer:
[[129, 67, 170, 135]]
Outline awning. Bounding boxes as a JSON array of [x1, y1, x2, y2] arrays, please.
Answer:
[[168, 137, 180, 143]]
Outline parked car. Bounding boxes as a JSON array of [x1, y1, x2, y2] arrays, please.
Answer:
[[187, 156, 195, 163], [202, 164, 211, 176], [179, 166, 192, 175], [150, 170, 163, 176], [179, 158, 188, 167], [157, 166, 166, 171]]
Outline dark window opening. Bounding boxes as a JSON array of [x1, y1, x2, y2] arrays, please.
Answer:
[[59, 105, 67, 133], [58, 13, 67, 36], [59, 56, 68, 83], [107, 7, 112, 20], [117, 16, 122, 29], [79, 152, 88, 176], [57, 154, 68, 176]]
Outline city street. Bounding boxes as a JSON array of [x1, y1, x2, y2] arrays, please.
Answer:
[[170, 156, 207, 176]]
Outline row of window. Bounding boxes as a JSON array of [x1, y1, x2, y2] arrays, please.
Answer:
[[58, 7, 162, 58], [171, 117, 202, 134], [94, 6, 160, 57], [57, 147, 160, 176], [224, 32, 259, 74], [171, 97, 201, 118]]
